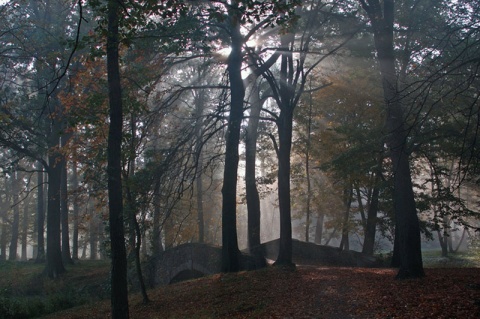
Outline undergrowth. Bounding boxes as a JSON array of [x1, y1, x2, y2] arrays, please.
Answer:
[[0, 260, 109, 319]]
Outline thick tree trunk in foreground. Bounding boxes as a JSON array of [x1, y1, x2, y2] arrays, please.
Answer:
[[107, 0, 130, 317], [221, 10, 243, 272], [359, 0, 424, 279], [274, 32, 295, 268], [275, 111, 294, 266]]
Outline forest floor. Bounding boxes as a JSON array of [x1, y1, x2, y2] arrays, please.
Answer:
[[2, 251, 480, 318]]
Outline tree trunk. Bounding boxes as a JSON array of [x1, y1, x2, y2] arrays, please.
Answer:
[[245, 76, 266, 268], [193, 84, 206, 244], [275, 111, 294, 266], [133, 210, 149, 304], [107, 0, 130, 316], [221, 8, 243, 273], [71, 159, 79, 260], [35, 162, 46, 263], [196, 151, 205, 243], [152, 181, 163, 256], [0, 205, 6, 261], [9, 174, 20, 261], [362, 171, 381, 256], [21, 186, 30, 261], [89, 198, 98, 260], [274, 32, 295, 268], [314, 212, 324, 245], [61, 142, 73, 264], [305, 86, 314, 243], [339, 187, 353, 252], [359, 0, 424, 279], [45, 141, 66, 278]]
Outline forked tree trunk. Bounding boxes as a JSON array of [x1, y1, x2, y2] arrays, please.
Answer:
[[45, 140, 66, 278], [274, 32, 295, 268]]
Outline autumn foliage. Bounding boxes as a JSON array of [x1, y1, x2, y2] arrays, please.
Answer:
[[46, 266, 480, 319]]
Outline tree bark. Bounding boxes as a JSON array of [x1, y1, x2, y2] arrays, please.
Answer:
[[245, 76, 266, 268], [193, 85, 206, 243], [89, 198, 98, 260], [314, 212, 324, 245], [221, 7, 243, 272], [305, 86, 314, 243], [35, 162, 46, 263], [339, 187, 353, 252], [61, 138, 73, 264], [107, 0, 130, 317], [359, 0, 424, 279], [45, 134, 66, 278], [71, 159, 79, 260], [9, 174, 20, 261], [362, 168, 381, 256], [21, 185, 30, 261], [274, 32, 295, 268]]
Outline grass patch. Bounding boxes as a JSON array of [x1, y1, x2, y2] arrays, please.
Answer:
[[422, 249, 480, 268], [0, 260, 110, 318]]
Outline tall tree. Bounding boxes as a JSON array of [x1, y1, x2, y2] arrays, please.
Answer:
[[106, 0, 129, 316], [221, 1, 244, 272], [8, 172, 20, 260], [35, 162, 46, 263], [244, 74, 267, 267], [358, 0, 424, 279]]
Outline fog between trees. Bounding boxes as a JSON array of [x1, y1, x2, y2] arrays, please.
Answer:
[[0, 0, 479, 317]]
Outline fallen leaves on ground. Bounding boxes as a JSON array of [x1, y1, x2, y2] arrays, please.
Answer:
[[46, 267, 480, 318]]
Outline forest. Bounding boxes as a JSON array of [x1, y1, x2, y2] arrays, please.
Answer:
[[0, 0, 479, 318]]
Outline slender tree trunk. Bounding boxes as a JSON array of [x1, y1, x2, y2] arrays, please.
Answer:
[[152, 181, 163, 256], [362, 169, 381, 256], [61, 144, 73, 264], [221, 8, 243, 272], [196, 153, 205, 243], [71, 160, 79, 260], [89, 198, 98, 260], [36, 162, 45, 263], [245, 76, 266, 268], [339, 187, 353, 252], [359, 0, 424, 279], [133, 210, 149, 304], [193, 84, 206, 244], [305, 85, 314, 243], [21, 186, 30, 261], [9, 174, 20, 261], [314, 212, 324, 245], [107, 0, 129, 316], [0, 205, 6, 261]]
